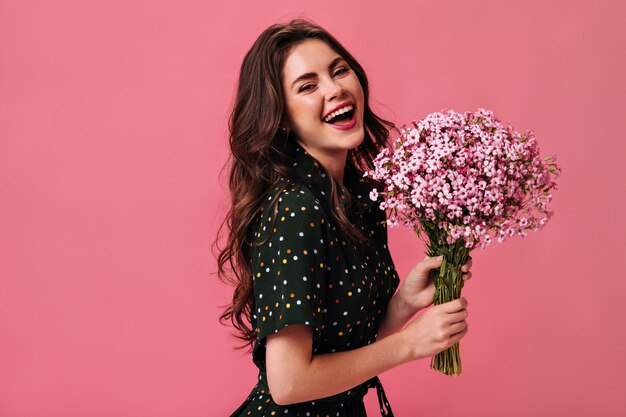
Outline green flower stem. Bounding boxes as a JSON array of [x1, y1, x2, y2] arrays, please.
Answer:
[[417, 224, 472, 376]]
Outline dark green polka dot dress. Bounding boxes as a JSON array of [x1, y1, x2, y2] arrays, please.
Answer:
[[229, 142, 400, 417]]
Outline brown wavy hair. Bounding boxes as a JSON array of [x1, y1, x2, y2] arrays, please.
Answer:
[[213, 17, 398, 353]]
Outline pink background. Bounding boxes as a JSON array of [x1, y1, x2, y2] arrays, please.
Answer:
[[1, 0, 625, 416]]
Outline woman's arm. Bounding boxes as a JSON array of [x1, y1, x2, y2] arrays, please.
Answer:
[[266, 296, 470, 406], [266, 324, 413, 405], [376, 292, 416, 340]]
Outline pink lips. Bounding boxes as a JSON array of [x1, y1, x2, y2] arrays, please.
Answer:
[[322, 101, 356, 130], [322, 101, 354, 120], [325, 105, 357, 131]]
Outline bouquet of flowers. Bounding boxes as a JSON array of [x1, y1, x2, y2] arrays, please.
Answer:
[[364, 108, 562, 376]]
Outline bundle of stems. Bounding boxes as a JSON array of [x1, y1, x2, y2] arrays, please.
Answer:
[[422, 221, 471, 376]]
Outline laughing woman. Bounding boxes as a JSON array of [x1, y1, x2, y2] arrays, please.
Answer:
[[215, 18, 474, 417]]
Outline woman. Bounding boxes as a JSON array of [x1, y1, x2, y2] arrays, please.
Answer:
[[215, 18, 473, 417]]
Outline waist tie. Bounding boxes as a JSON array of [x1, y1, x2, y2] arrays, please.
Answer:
[[359, 376, 395, 417], [257, 370, 395, 416]]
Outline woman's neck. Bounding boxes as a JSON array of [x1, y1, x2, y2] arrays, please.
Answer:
[[296, 140, 347, 187]]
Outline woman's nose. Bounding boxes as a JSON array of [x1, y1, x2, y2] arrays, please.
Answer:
[[324, 78, 347, 101]]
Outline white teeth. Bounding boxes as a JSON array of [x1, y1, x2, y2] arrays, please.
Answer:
[[323, 104, 354, 122]]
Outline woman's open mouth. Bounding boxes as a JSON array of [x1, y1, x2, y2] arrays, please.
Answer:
[[322, 105, 357, 131]]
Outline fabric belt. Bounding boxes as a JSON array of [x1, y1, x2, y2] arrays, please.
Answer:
[[257, 370, 395, 416], [349, 375, 395, 417]]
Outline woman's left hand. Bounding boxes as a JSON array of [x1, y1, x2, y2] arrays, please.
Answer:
[[397, 255, 474, 315]]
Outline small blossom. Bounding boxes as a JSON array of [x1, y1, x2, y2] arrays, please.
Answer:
[[369, 188, 379, 201]]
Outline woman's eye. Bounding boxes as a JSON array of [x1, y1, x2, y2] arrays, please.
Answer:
[[299, 84, 315, 92], [333, 67, 349, 76]]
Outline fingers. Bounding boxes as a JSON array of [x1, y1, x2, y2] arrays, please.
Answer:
[[461, 257, 473, 272], [448, 321, 467, 336], [447, 308, 468, 325], [430, 255, 444, 264], [425, 255, 472, 281], [450, 322, 469, 341], [426, 255, 472, 272], [421, 255, 444, 269], [442, 297, 468, 313], [461, 256, 473, 281]]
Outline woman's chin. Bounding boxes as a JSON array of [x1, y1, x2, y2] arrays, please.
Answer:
[[342, 130, 365, 150]]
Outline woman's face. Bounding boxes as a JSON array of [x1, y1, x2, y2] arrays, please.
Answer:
[[281, 38, 365, 164]]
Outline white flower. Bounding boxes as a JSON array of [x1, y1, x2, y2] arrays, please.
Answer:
[[369, 188, 379, 201]]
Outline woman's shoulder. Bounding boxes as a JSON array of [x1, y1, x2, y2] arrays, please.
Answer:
[[251, 178, 330, 242], [261, 177, 327, 216]]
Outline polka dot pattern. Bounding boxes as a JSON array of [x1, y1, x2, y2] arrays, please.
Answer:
[[230, 143, 400, 417]]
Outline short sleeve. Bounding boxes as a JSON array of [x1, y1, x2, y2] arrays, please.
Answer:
[[251, 183, 327, 343]]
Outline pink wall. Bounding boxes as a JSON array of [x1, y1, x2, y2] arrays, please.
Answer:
[[1, 0, 625, 416]]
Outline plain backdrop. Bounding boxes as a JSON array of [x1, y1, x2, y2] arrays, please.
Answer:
[[1, 0, 625, 416]]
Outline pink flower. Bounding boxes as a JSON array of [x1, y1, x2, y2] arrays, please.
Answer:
[[363, 108, 561, 251]]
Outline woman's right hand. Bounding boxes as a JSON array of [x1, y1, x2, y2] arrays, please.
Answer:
[[400, 297, 469, 361]]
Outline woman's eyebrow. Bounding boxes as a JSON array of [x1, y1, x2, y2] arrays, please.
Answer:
[[290, 57, 346, 89]]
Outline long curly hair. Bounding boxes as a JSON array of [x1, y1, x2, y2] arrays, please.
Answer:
[[213, 18, 398, 353]]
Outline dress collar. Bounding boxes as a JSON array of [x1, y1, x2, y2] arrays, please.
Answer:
[[290, 141, 377, 215]]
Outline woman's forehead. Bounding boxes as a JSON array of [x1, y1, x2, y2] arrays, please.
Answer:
[[282, 39, 344, 82]]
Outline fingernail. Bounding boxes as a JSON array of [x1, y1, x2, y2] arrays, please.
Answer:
[[437, 255, 443, 261]]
